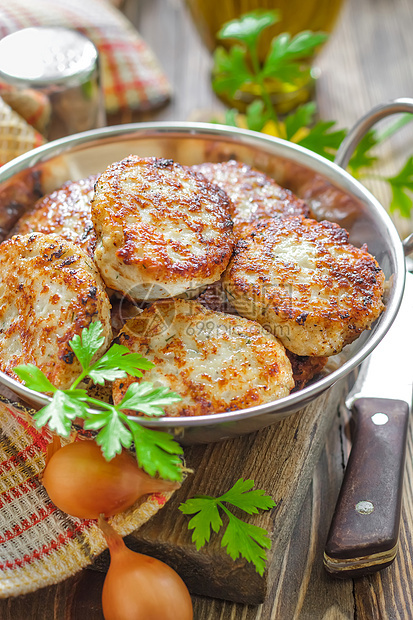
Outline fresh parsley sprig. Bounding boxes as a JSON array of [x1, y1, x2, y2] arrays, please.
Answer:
[[14, 321, 183, 482], [179, 478, 276, 575], [212, 12, 349, 159], [213, 10, 327, 134], [213, 9, 413, 218]]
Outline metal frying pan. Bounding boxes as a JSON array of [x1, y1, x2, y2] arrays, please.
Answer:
[[0, 100, 410, 443]]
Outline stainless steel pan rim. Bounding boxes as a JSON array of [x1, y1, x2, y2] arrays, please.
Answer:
[[0, 121, 406, 436]]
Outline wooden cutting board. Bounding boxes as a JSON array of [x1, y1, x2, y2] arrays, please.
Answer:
[[92, 378, 348, 605]]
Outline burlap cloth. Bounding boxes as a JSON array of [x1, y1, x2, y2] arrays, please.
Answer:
[[0, 395, 175, 598]]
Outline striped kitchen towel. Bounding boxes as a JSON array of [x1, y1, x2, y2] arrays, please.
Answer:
[[0, 396, 175, 598], [0, 0, 171, 122]]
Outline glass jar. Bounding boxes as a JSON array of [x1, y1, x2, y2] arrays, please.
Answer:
[[185, 0, 345, 113]]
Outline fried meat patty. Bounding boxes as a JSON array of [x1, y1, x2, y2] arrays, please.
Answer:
[[91, 156, 235, 301], [197, 281, 327, 389], [222, 216, 385, 357], [112, 299, 294, 416], [12, 175, 98, 258], [190, 160, 310, 235], [0, 233, 112, 389]]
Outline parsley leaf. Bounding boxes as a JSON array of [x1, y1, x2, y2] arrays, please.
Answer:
[[218, 478, 276, 513], [284, 101, 317, 140], [69, 321, 105, 371], [212, 46, 253, 97], [224, 108, 239, 127], [214, 9, 413, 219], [87, 344, 154, 385], [347, 130, 379, 177], [387, 156, 413, 217], [221, 509, 271, 576], [83, 408, 133, 460], [262, 31, 327, 84], [14, 364, 57, 393], [179, 478, 275, 574], [33, 389, 88, 437], [129, 420, 183, 482], [296, 120, 347, 161], [217, 9, 280, 51], [14, 320, 184, 481], [81, 387, 183, 476], [181, 497, 223, 548], [212, 9, 335, 153], [246, 99, 272, 132], [119, 381, 182, 417]]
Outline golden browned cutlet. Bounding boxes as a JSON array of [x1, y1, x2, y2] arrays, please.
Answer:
[[91, 156, 235, 301], [222, 216, 385, 357], [0, 233, 112, 389], [196, 280, 328, 390], [112, 299, 294, 417], [190, 160, 311, 236], [12, 175, 98, 258]]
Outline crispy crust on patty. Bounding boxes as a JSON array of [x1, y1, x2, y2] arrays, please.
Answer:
[[190, 160, 311, 236], [91, 156, 235, 301], [12, 175, 98, 257], [112, 299, 294, 416], [0, 233, 112, 389], [222, 216, 385, 357]]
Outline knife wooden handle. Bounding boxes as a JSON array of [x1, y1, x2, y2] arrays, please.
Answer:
[[324, 397, 409, 578]]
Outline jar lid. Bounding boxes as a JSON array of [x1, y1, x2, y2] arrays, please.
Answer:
[[0, 27, 99, 88]]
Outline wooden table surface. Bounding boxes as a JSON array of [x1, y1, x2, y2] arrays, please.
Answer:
[[2, 0, 413, 618]]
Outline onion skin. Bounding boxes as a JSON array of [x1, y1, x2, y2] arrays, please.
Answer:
[[45, 434, 62, 466], [42, 440, 180, 519], [99, 516, 193, 620]]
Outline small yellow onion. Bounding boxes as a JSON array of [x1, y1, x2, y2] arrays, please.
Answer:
[[99, 516, 193, 620], [42, 439, 180, 519]]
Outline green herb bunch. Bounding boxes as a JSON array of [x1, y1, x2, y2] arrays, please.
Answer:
[[212, 9, 413, 218]]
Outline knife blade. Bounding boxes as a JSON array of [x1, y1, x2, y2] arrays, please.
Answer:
[[323, 271, 413, 578]]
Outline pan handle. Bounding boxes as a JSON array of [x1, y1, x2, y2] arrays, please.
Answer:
[[334, 97, 413, 256]]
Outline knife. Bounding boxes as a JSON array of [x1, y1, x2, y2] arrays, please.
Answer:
[[323, 271, 413, 578]]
